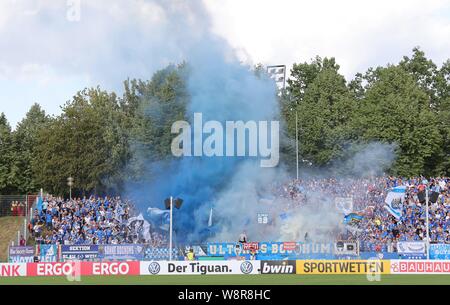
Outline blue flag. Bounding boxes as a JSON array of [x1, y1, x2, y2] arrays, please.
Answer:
[[279, 212, 289, 221], [343, 213, 363, 225], [147, 207, 170, 231], [36, 196, 43, 213]]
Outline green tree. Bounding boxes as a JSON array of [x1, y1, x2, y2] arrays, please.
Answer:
[[10, 103, 49, 193], [399, 48, 450, 175], [284, 57, 356, 166], [0, 113, 14, 194], [353, 65, 442, 176], [128, 64, 189, 178], [287, 56, 331, 102], [434, 60, 450, 175], [33, 88, 130, 196]]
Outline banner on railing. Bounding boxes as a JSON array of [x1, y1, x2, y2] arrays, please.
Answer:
[[207, 242, 335, 259], [429, 244, 450, 260], [144, 247, 179, 260], [8, 246, 35, 263], [397, 241, 426, 254], [99, 244, 145, 260], [38, 244, 58, 262], [61, 245, 99, 261]]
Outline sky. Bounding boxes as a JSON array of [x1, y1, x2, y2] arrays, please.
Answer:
[[1, 0, 450, 128]]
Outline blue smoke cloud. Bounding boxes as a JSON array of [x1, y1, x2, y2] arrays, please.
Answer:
[[124, 0, 280, 244], [123, 1, 398, 245]]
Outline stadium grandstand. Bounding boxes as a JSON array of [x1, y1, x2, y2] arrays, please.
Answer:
[[2, 175, 446, 264]]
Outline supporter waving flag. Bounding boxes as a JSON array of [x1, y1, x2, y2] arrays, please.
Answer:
[[343, 213, 363, 225], [128, 213, 152, 242], [384, 185, 406, 219], [36, 196, 43, 213], [147, 207, 170, 231]]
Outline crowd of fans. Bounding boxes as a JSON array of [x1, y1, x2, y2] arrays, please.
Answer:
[[273, 176, 450, 251], [28, 196, 168, 247], [22, 176, 450, 253]]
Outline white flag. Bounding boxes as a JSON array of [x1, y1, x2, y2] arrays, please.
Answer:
[[208, 208, 213, 227], [384, 186, 406, 219]]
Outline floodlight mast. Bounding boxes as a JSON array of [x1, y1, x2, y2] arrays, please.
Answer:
[[267, 65, 298, 179], [169, 196, 173, 261]]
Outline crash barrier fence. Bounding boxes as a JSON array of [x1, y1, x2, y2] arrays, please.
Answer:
[[8, 244, 180, 263], [1, 194, 38, 247], [3, 260, 450, 277]]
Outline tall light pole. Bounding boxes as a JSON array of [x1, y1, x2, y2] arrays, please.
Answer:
[[67, 177, 74, 200], [164, 197, 183, 261], [295, 109, 299, 180], [169, 196, 173, 261], [266, 65, 286, 91], [267, 64, 299, 179], [290, 106, 299, 180]]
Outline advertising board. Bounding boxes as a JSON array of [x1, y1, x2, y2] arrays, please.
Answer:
[[0, 263, 27, 277], [296, 260, 390, 274], [391, 260, 450, 274], [140, 260, 261, 275], [26, 261, 140, 276]]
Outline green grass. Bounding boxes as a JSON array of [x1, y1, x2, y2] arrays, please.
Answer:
[[1, 274, 450, 285], [0, 216, 25, 262]]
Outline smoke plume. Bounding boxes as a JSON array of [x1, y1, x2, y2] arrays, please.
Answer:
[[124, 0, 398, 245]]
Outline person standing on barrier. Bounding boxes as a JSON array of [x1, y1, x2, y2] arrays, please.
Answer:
[[239, 231, 247, 244]]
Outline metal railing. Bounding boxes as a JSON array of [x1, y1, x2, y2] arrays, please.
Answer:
[[0, 195, 27, 217], [0, 194, 38, 250]]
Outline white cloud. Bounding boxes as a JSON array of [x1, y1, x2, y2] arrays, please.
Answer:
[[204, 0, 450, 77]]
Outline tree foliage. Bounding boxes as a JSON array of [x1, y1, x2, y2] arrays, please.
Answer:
[[32, 88, 130, 196], [0, 48, 449, 195], [0, 113, 14, 194]]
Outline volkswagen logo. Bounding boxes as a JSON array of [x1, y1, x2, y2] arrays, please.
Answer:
[[148, 262, 161, 275], [240, 261, 253, 274]]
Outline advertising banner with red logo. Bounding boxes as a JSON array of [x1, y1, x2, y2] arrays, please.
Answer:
[[283, 242, 296, 251], [391, 260, 450, 274], [0, 263, 27, 277], [243, 242, 259, 251], [26, 261, 140, 276]]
